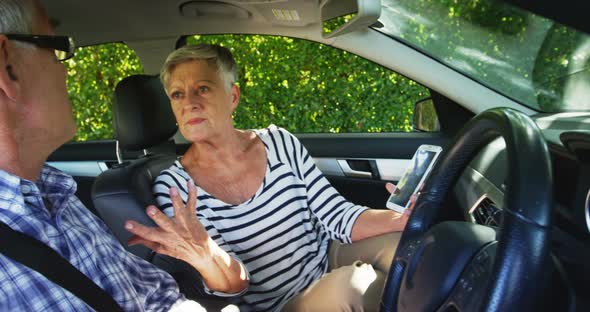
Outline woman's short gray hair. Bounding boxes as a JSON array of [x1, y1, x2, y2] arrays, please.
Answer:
[[160, 44, 238, 92], [0, 0, 34, 34]]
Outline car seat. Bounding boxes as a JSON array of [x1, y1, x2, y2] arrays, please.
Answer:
[[91, 74, 178, 261]]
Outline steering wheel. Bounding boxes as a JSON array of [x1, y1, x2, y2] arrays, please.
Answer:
[[380, 108, 553, 312]]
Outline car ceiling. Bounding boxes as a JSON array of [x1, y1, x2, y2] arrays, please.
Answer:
[[44, 0, 590, 46], [43, 0, 328, 47]]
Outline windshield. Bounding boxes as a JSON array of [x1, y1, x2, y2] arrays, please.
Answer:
[[376, 0, 590, 113]]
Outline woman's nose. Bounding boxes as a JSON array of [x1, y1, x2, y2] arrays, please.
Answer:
[[183, 92, 203, 111]]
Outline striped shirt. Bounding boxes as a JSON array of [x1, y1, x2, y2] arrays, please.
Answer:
[[0, 165, 184, 311], [154, 125, 368, 311]]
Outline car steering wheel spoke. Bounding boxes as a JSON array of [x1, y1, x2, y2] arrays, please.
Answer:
[[440, 243, 498, 311]]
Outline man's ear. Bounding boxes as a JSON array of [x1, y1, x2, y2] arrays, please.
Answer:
[[230, 84, 240, 113], [0, 36, 20, 101]]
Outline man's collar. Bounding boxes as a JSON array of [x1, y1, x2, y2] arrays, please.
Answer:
[[0, 169, 25, 201], [0, 165, 76, 201], [38, 164, 77, 196]]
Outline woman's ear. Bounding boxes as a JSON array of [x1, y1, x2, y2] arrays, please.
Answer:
[[0, 37, 20, 102]]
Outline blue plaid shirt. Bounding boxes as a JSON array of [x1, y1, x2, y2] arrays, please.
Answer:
[[0, 166, 185, 311]]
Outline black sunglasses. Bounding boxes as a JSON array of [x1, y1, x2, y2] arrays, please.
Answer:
[[5, 34, 75, 62]]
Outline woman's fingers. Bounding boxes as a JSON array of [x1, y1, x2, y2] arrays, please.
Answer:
[[125, 220, 168, 244], [126, 182, 212, 261], [385, 182, 396, 194], [170, 187, 190, 230], [145, 205, 178, 232], [127, 236, 176, 257], [182, 182, 209, 242], [186, 181, 198, 217], [126, 222, 191, 256], [409, 193, 417, 206], [127, 234, 143, 246], [404, 190, 423, 216], [128, 235, 157, 249]]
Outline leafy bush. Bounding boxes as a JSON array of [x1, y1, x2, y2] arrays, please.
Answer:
[[65, 36, 429, 141], [65, 43, 143, 141], [188, 35, 428, 134]]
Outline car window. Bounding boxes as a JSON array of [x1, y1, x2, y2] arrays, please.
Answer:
[[66, 37, 434, 141], [186, 35, 432, 133], [65, 43, 144, 141], [376, 0, 590, 113]]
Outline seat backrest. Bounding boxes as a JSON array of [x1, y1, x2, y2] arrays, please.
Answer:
[[92, 74, 177, 260]]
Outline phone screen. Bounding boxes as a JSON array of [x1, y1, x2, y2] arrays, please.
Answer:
[[387, 147, 441, 210]]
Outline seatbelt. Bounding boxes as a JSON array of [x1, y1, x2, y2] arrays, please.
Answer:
[[0, 222, 124, 312]]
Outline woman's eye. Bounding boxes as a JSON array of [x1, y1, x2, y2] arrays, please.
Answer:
[[170, 91, 182, 99], [199, 86, 209, 93]]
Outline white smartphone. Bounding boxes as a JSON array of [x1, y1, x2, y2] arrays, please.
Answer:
[[386, 144, 443, 213]]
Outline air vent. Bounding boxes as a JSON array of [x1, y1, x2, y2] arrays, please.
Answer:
[[470, 196, 502, 227]]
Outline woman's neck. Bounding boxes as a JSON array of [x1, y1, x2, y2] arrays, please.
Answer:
[[182, 129, 257, 170]]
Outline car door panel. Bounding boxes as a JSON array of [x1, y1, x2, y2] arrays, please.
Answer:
[[48, 141, 119, 216], [300, 133, 450, 208]]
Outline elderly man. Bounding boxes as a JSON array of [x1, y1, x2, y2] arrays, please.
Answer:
[[0, 0, 205, 310]]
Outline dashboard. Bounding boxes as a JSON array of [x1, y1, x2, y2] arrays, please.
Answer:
[[454, 130, 590, 309], [454, 138, 506, 227]]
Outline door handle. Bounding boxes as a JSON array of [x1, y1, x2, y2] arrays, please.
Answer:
[[338, 160, 371, 178], [337, 159, 380, 179]]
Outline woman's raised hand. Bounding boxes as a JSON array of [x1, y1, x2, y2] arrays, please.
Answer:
[[125, 182, 213, 268]]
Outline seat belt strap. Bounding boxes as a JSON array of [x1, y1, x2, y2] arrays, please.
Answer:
[[0, 222, 124, 312]]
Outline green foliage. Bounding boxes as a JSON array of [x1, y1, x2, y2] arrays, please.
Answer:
[[323, 14, 356, 35], [67, 35, 427, 141], [67, 35, 429, 141], [187, 35, 428, 133], [65, 43, 144, 141]]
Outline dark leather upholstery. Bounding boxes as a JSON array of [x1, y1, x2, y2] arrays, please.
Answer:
[[92, 74, 177, 260], [113, 74, 177, 151], [92, 153, 176, 260]]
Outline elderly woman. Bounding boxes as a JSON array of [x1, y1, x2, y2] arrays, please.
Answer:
[[125, 44, 412, 312]]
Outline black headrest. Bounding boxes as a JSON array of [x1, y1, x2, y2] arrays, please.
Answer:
[[114, 75, 177, 151]]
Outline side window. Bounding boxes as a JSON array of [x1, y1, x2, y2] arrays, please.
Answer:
[[65, 43, 143, 141], [187, 35, 432, 133]]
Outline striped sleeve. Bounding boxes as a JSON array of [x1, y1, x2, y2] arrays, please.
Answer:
[[270, 127, 368, 244], [153, 168, 249, 297]]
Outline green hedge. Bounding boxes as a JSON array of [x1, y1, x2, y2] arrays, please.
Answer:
[[65, 43, 143, 141], [65, 35, 428, 141], [188, 35, 428, 134]]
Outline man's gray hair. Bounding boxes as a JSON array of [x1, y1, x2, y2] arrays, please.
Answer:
[[0, 0, 34, 34], [0, 0, 36, 51], [160, 44, 238, 92]]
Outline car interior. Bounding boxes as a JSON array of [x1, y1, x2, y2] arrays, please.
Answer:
[[36, 0, 590, 311]]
